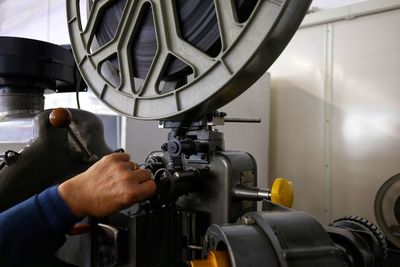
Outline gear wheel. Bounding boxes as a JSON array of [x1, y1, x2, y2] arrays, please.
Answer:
[[375, 173, 400, 249], [330, 215, 388, 265]]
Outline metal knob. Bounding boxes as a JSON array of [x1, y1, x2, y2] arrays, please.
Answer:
[[232, 178, 294, 208], [49, 107, 72, 128]]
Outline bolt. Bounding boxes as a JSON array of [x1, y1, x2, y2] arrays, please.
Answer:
[[170, 143, 178, 153], [238, 215, 255, 225], [161, 143, 168, 151], [6, 151, 16, 158], [4, 150, 20, 166]]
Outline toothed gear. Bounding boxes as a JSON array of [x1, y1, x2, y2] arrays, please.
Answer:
[[330, 215, 387, 265]]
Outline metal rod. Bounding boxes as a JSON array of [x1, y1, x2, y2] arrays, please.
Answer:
[[232, 185, 271, 201], [224, 117, 261, 123], [67, 127, 94, 159]]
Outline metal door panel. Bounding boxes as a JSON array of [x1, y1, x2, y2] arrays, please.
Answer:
[[269, 25, 327, 222], [331, 10, 400, 222]]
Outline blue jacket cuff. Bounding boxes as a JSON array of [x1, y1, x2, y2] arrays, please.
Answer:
[[37, 185, 81, 233]]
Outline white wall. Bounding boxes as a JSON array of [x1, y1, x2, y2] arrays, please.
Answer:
[[269, 2, 400, 224], [0, 0, 70, 44]]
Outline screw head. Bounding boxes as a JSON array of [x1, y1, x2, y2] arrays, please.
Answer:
[[161, 143, 168, 151], [6, 151, 15, 158], [238, 215, 255, 225]]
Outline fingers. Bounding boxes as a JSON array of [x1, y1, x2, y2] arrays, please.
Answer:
[[131, 169, 152, 184], [133, 180, 157, 202], [105, 152, 130, 162], [94, 152, 156, 209], [120, 160, 139, 170], [121, 169, 154, 205], [105, 152, 140, 171], [120, 176, 156, 206]]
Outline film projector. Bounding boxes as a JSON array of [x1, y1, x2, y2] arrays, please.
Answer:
[[0, 0, 391, 266]]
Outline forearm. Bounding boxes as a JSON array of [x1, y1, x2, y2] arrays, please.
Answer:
[[0, 152, 156, 266], [0, 186, 80, 266]]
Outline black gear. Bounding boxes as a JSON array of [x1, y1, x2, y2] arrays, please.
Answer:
[[330, 215, 388, 265]]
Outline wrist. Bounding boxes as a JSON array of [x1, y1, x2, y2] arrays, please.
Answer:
[[58, 178, 86, 218]]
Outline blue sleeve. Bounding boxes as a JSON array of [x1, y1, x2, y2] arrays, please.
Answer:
[[0, 186, 81, 266]]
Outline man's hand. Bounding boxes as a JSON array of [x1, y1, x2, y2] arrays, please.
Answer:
[[58, 153, 156, 217]]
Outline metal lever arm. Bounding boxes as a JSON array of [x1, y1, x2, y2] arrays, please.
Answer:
[[49, 107, 98, 161]]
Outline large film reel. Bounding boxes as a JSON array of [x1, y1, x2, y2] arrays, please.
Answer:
[[67, 0, 311, 120]]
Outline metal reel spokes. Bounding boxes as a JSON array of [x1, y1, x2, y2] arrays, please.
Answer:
[[67, 0, 311, 120]]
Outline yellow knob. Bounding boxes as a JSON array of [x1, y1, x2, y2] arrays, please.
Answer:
[[270, 178, 294, 208], [189, 251, 230, 267]]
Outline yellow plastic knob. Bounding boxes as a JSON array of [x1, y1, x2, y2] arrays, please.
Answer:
[[270, 178, 294, 208], [189, 251, 230, 267]]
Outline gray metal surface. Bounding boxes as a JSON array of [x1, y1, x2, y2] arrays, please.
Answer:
[[0, 87, 44, 120], [67, 0, 311, 120], [205, 204, 346, 267], [177, 151, 257, 225], [0, 109, 112, 211], [215, 72, 270, 196]]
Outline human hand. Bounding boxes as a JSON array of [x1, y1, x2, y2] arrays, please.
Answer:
[[58, 152, 156, 217]]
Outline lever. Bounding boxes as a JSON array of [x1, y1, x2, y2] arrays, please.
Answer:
[[224, 117, 261, 123], [211, 112, 261, 125], [49, 108, 98, 161]]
